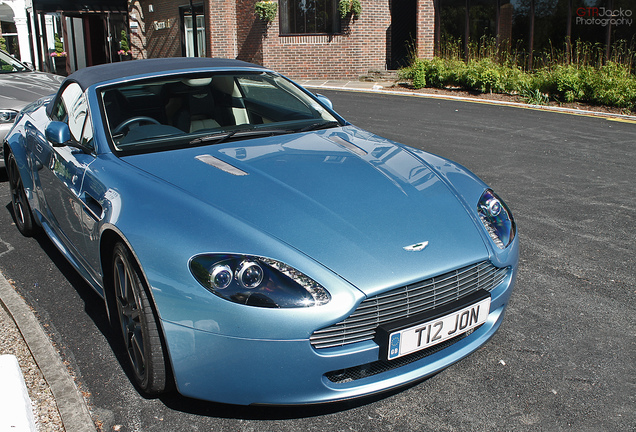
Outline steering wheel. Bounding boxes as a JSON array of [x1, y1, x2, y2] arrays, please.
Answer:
[[113, 116, 161, 135]]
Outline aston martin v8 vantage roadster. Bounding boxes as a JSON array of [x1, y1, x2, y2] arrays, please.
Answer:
[[3, 58, 518, 405]]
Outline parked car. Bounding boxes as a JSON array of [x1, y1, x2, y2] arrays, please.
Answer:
[[0, 49, 64, 167], [3, 58, 518, 405]]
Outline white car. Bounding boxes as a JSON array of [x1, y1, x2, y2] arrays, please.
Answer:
[[0, 49, 64, 167]]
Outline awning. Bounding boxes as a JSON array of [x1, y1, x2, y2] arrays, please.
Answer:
[[32, 0, 127, 13]]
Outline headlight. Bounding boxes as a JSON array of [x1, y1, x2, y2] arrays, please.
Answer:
[[0, 110, 18, 124], [190, 254, 331, 308], [478, 189, 515, 249]]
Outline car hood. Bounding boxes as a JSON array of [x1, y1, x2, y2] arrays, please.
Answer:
[[0, 71, 63, 111], [123, 127, 489, 295]]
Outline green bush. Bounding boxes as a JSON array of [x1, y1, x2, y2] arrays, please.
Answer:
[[586, 62, 636, 108], [401, 49, 636, 110], [527, 62, 636, 108], [255, 1, 278, 22], [412, 67, 426, 89], [401, 58, 463, 89], [338, 0, 361, 19], [554, 65, 585, 102], [351, 0, 362, 18], [519, 87, 549, 105], [461, 59, 507, 93], [338, 0, 350, 19], [119, 30, 129, 52], [54, 33, 64, 54]]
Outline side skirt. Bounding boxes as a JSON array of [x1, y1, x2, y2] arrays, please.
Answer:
[[34, 210, 105, 300]]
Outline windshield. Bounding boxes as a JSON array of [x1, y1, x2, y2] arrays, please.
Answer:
[[100, 71, 341, 153], [0, 50, 29, 73]]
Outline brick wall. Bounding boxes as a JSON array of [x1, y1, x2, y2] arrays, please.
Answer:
[[129, 0, 148, 58], [238, 0, 392, 79], [208, 0, 237, 58], [131, 0, 182, 58], [236, 0, 266, 64], [131, 0, 239, 59], [127, 0, 436, 79], [416, 0, 434, 59]]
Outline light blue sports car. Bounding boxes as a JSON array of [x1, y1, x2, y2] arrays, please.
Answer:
[[3, 58, 518, 405]]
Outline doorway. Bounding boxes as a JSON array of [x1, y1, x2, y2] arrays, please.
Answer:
[[64, 12, 129, 72], [85, 15, 108, 66], [390, 0, 417, 70]]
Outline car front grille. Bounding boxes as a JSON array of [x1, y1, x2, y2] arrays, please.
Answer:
[[325, 331, 470, 383], [310, 261, 509, 350]]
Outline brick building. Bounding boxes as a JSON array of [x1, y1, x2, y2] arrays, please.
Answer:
[[128, 0, 436, 79]]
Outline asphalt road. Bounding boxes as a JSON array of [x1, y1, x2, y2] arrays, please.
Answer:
[[0, 90, 634, 431]]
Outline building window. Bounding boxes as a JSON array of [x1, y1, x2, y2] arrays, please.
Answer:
[[0, 21, 19, 57], [181, 5, 205, 57], [438, 0, 636, 69], [280, 0, 340, 35]]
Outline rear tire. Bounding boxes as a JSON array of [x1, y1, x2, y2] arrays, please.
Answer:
[[112, 242, 168, 394], [6, 152, 36, 236]]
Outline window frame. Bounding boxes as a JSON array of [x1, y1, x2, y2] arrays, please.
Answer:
[[180, 4, 206, 58], [279, 0, 342, 36]]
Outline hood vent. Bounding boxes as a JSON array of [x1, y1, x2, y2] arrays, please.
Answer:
[[195, 154, 248, 176], [329, 136, 368, 157]]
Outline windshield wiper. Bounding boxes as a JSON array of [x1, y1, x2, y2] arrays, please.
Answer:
[[189, 121, 340, 146], [189, 130, 237, 145], [297, 120, 341, 133], [189, 128, 293, 145]]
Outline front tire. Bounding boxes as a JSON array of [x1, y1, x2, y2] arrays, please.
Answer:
[[112, 242, 168, 395], [6, 152, 36, 236]]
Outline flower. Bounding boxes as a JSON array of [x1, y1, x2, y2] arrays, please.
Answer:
[[50, 52, 67, 57], [117, 50, 132, 55]]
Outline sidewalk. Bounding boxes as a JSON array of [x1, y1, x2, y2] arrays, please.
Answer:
[[0, 272, 95, 432], [297, 79, 636, 122]]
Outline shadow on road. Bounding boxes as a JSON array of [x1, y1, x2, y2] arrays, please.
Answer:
[[158, 378, 425, 420]]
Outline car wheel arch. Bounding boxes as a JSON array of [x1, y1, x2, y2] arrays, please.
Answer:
[[4, 142, 34, 192], [99, 229, 176, 394], [99, 228, 161, 327], [5, 148, 39, 236]]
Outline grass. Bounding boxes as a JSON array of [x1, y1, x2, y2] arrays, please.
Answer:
[[400, 37, 636, 111]]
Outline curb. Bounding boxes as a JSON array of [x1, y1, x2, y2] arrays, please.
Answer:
[[298, 80, 636, 122], [0, 272, 96, 432]]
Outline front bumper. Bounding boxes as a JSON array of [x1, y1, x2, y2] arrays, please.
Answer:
[[162, 266, 516, 405]]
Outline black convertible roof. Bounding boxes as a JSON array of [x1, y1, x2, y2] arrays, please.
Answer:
[[66, 57, 265, 90]]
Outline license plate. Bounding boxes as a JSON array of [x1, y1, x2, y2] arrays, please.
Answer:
[[387, 297, 490, 360]]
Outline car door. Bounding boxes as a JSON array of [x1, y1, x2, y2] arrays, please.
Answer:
[[30, 82, 97, 264]]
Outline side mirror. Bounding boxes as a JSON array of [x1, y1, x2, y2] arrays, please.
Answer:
[[315, 93, 334, 110], [45, 121, 71, 146]]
